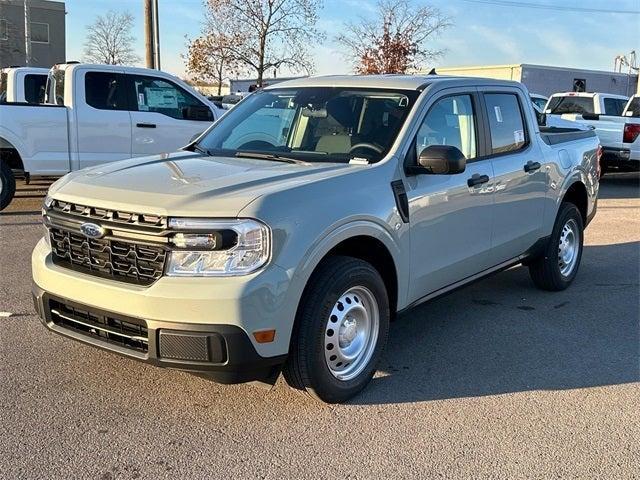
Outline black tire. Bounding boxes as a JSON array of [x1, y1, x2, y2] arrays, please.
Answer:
[[529, 202, 584, 291], [283, 255, 390, 403], [0, 161, 17, 211]]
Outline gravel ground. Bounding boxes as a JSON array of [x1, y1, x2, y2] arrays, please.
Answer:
[[1, 174, 638, 479]]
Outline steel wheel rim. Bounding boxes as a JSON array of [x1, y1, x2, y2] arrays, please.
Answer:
[[558, 218, 579, 277], [324, 286, 380, 381]]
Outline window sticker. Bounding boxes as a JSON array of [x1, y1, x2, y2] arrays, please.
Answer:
[[145, 87, 178, 109], [514, 129, 525, 144], [494, 106, 503, 123]]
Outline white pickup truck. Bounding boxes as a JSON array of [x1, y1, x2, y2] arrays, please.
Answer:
[[545, 92, 639, 173], [0, 63, 221, 209], [0, 67, 49, 103]]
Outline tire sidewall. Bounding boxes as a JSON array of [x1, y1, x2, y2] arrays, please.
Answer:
[[549, 203, 584, 288], [0, 161, 16, 211], [302, 261, 390, 402]]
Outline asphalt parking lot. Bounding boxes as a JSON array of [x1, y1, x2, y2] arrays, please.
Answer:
[[1, 174, 638, 479]]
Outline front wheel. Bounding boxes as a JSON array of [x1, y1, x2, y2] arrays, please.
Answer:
[[283, 256, 390, 403], [0, 161, 17, 211], [529, 202, 584, 291]]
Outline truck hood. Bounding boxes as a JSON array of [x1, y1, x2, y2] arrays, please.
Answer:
[[50, 151, 350, 217]]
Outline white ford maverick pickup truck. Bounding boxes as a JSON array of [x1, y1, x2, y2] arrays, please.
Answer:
[[32, 75, 600, 403]]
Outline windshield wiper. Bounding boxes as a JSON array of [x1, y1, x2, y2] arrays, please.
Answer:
[[234, 151, 310, 165]]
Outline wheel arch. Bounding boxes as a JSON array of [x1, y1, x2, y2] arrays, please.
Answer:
[[292, 221, 404, 318], [561, 180, 588, 225], [0, 130, 26, 172]]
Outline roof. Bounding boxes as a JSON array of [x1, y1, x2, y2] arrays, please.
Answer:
[[264, 74, 523, 91], [548, 91, 629, 99]]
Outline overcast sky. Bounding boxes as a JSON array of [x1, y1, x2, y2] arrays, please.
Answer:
[[64, 0, 640, 79]]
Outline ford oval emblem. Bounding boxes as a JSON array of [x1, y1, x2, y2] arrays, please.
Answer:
[[80, 222, 106, 239]]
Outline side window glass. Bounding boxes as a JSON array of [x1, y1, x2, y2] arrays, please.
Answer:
[[132, 76, 208, 120], [85, 72, 127, 110], [24, 74, 47, 104], [484, 93, 527, 154], [415, 95, 477, 160]]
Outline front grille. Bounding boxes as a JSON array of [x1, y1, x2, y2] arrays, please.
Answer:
[[50, 227, 167, 286], [49, 299, 148, 353], [49, 199, 167, 232]]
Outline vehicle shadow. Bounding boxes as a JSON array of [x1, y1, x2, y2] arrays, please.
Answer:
[[598, 172, 639, 199], [353, 242, 640, 405]]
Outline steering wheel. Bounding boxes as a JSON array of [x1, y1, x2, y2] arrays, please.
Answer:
[[238, 140, 277, 151], [349, 142, 384, 155]]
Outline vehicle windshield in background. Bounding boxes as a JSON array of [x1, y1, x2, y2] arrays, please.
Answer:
[[197, 87, 420, 163], [546, 96, 595, 115], [530, 96, 547, 111], [625, 97, 640, 117]]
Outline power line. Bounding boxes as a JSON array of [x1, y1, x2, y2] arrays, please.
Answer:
[[460, 0, 640, 15]]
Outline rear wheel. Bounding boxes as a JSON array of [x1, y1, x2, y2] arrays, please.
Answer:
[[283, 256, 390, 403], [0, 161, 17, 211], [529, 202, 584, 291]]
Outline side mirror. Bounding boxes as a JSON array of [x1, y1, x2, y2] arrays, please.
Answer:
[[183, 105, 214, 121], [408, 145, 466, 175], [535, 110, 547, 126]]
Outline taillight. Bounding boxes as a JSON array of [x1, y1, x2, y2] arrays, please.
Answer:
[[596, 145, 602, 178], [623, 123, 640, 143]]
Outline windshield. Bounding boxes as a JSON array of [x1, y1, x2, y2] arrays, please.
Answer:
[[196, 87, 420, 163], [547, 95, 595, 115], [624, 97, 640, 118]]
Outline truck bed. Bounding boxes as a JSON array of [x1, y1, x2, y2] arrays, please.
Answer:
[[539, 127, 597, 146]]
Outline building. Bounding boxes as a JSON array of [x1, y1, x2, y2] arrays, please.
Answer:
[[430, 64, 638, 97], [229, 75, 306, 93], [0, 0, 66, 68]]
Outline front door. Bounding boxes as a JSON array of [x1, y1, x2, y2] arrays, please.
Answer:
[[126, 74, 215, 157], [404, 91, 495, 303]]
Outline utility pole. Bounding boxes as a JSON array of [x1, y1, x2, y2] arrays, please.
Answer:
[[23, 0, 31, 66], [152, 0, 161, 70], [144, 0, 154, 68]]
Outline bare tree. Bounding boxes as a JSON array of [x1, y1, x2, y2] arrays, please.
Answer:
[[204, 0, 324, 87], [184, 33, 243, 95], [337, 0, 451, 74], [83, 10, 140, 65]]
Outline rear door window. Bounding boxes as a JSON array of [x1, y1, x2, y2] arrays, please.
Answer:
[[85, 72, 127, 110], [24, 74, 47, 104], [603, 98, 626, 116], [484, 93, 527, 155]]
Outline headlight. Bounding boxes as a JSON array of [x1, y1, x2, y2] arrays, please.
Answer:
[[43, 194, 54, 209], [166, 218, 270, 276]]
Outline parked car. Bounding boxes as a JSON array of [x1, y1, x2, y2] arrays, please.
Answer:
[[529, 93, 548, 111], [545, 92, 639, 172], [0, 63, 222, 210], [32, 75, 600, 403], [0, 66, 49, 103]]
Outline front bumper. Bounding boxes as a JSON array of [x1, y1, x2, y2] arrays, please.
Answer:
[[31, 238, 297, 383], [32, 286, 286, 383]]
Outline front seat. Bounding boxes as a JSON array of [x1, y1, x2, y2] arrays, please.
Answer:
[[315, 97, 355, 154]]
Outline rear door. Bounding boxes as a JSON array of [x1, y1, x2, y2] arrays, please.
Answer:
[[404, 89, 496, 302], [75, 68, 132, 168], [478, 88, 547, 264], [126, 74, 215, 156]]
